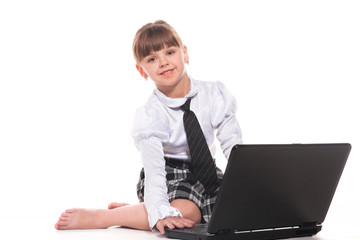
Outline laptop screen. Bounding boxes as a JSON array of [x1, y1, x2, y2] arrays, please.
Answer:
[[207, 144, 351, 234]]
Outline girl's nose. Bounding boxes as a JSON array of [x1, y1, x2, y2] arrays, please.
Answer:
[[159, 56, 169, 68]]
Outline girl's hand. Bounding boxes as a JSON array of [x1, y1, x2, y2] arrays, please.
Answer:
[[156, 217, 195, 234]]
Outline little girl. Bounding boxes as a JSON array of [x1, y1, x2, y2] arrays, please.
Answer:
[[55, 20, 242, 234]]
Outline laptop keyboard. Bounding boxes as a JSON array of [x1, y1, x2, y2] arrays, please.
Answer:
[[179, 224, 209, 234]]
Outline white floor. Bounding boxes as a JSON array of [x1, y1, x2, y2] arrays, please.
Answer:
[[1, 212, 359, 240], [1, 212, 162, 240]]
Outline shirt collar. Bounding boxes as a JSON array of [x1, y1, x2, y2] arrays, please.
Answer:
[[154, 76, 198, 109]]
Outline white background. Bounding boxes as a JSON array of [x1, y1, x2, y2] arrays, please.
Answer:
[[0, 0, 359, 234]]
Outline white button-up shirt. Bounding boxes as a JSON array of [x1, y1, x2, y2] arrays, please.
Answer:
[[132, 77, 243, 229]]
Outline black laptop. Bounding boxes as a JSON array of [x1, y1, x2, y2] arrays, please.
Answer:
[[165, 143, 351, 240]]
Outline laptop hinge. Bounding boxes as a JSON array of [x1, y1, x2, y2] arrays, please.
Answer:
[[215, 229, 236, 235]]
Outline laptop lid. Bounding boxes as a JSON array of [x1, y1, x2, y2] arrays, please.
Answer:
[[207, 143, 351, 234]]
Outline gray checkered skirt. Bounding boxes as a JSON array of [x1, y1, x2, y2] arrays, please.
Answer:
[[136, 158, 223, 223]]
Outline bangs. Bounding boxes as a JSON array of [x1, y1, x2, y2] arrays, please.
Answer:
[[133, 21, 183, 62]]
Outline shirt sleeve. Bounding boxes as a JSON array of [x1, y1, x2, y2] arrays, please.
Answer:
[[132, 105, 182, 230], [210, 81, 243, 159]]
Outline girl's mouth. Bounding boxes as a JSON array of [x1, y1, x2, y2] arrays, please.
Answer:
[[160, 68, 175, 76]]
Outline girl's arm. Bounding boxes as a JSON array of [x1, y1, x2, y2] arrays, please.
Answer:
[[211, 81, 243, 159], [132, 105, 183, 230], [138, 137, 183, 229]]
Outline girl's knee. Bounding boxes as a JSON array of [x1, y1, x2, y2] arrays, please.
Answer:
[[170, 199, 201, 224]]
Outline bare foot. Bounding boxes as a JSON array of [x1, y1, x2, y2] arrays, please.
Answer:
[[108, 202, 129, 209], [55, 208, 110, 230]]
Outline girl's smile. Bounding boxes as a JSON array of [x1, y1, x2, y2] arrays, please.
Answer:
[[159, 68, 175, 76]]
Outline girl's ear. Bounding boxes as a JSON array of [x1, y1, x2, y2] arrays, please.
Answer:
[[136, 64, 148, 79], [183, 45, 189, 64]]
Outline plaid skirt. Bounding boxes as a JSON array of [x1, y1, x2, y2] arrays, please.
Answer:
[[136, 158, 223, 223]]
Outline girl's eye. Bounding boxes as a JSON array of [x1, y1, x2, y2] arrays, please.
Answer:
[[167, 50, 175, 55], [148, 57, 156, 63]]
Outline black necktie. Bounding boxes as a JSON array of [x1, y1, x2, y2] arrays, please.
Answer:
[[181, 98, 219, 194]]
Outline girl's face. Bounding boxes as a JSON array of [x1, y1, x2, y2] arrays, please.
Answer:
[[136, 45, 190, 97]]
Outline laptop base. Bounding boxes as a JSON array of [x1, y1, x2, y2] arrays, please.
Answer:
[[165, 224, 322, 240]]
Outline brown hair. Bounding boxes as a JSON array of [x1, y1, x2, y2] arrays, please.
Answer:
[[133, 20, 183, 63]]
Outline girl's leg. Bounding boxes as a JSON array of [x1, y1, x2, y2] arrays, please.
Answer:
[[105, 199, 202, 224], [55, 203, 149, 230], [55, 199, 201, 231], [170, 199, 201, 224]]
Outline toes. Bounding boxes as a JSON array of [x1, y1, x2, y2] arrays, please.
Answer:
[[55, 219, 69, 230], [108, 202, 129, 209], [65, 208, 76, 214], [55, 211, 70, 230], [61, 212, 70, 217], [56, 217, 68, 225], [55, 223, 68, 230], [108, 202, 118, 209]]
